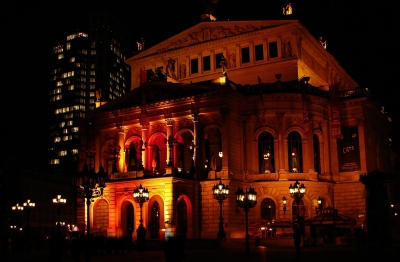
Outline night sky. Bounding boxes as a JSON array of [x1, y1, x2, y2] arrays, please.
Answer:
[[1, 0, 399, 169]]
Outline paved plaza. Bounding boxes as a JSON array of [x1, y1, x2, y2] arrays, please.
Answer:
[[2, 239, 399, 262]]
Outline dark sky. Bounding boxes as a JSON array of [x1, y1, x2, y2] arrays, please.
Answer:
[[2, 0, 399, 169]]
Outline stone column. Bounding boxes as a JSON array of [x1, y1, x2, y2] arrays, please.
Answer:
[[220, 108, 231, 178], [321, 120, 331, 179], [276, 112, 286, 173], [141, 125, 149, 171], [118, 126, 126, 172]]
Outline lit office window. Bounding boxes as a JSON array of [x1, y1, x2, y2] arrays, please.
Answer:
[[59, 122, 65, 127], [54, 137, 61, 143], [67, 120, 73, 126], [50, 159, 59, 165], [71, 149, 79, 155], [59, 150, 67, 156], [70, 57, 75, 62], [58, 54, 64, 59], [66, 42, 71, 50], [56, 81, 63, 86], [62, 136, 69, 141], [72, 127, 79, 132]]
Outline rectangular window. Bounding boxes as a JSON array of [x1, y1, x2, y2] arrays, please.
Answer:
[[66, 42, 71, 50], [203, 56, 211, 71], [215, 53, 223, 69], [269, 41, 278, 58], [58, 54, 64, 59], [191, 58, 198, 74], [255, 44, 264, 61], [241, 47, 250, 63]]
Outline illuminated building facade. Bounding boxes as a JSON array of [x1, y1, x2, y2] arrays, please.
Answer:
[[81, 20, 394, 240], [48, 12, 130, 175]]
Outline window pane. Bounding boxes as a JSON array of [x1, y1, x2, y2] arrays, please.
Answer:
[[258, 132, 275, 173], [269, 42, 278, 58], [191, 58, 198, 74], [255, 44, 264, 61], [203, 56, 211, 71], [288, 131, 302, 172], [241, 47, 250, 63], [215, 53, 223, 68]]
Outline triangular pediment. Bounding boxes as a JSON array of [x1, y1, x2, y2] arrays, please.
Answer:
[[127, 20, 298, 61]]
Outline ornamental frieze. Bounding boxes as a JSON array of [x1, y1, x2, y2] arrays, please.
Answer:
[[151, 122, 167, 134], [176, 119, 194, 131], [256, 116, 276, 129], [156, 25, 258, 53], [201, 114, 222, 126], [312, 120, 321, 130], [126, 127, 142, 137], [286, 117, 301, 127], [105, 130, 118, 140]]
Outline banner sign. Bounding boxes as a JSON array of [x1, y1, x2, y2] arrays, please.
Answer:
[[301, 85, 310, 134], [337, 126, 361, 172], [330, 84, 341, 138]]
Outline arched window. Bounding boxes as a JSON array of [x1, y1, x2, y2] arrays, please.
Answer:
[[128, 142, 138, 171], [149, 202, 160, 239], [177, 200, 187, 238], [313, 134, 321, 174], [258, 132, 275, 173], [288, 131, 302, 173], [261, 198, 276, 221]]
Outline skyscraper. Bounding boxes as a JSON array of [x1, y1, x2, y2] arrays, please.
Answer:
[[48, 11, 131, 176]]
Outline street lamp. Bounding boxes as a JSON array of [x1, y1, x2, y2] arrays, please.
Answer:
[[133, 184, 150, 250], [289, 180, 306, 217], [289, 180, 306, 257], [22, 199, 35, 230], [236, 186, 257, 255], [73, 163, 107, 235], [212, 180, 229, 238], [53, 195, 67, 235], [283, 196, 287, 214], [316, 196, 323, 214]]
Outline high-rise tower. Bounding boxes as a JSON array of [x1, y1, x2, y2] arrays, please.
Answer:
[[48, 12, 131, 176]]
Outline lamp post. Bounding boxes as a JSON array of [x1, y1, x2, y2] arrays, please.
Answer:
[[283, 196, 287, 214], [236, 186, 257, 255], [11, 203, 24, 231], [133, 184, 149, 250], [289, 180, 306, 222], [22, 199, 35, 231], [73, 163, 107, 235], [212, 180, 229, 238], [316, 196, 323, 214], [53, 195, 66, 235], [289, 180, 306, 258]]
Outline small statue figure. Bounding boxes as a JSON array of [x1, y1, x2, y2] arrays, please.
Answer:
[[166, 57, 176, 79], [283, 2, 292, 15], [137, 38, 145, 51], [220, 55, 227, 75], [319, 37, 327, 49]]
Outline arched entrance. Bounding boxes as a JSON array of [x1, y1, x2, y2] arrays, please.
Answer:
[[177, 200, 188, 238], [149, 201, 160, 239], [121, 201, 134, 237]]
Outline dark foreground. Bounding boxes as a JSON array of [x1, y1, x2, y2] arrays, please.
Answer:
[[2, 239, 399, 262]]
